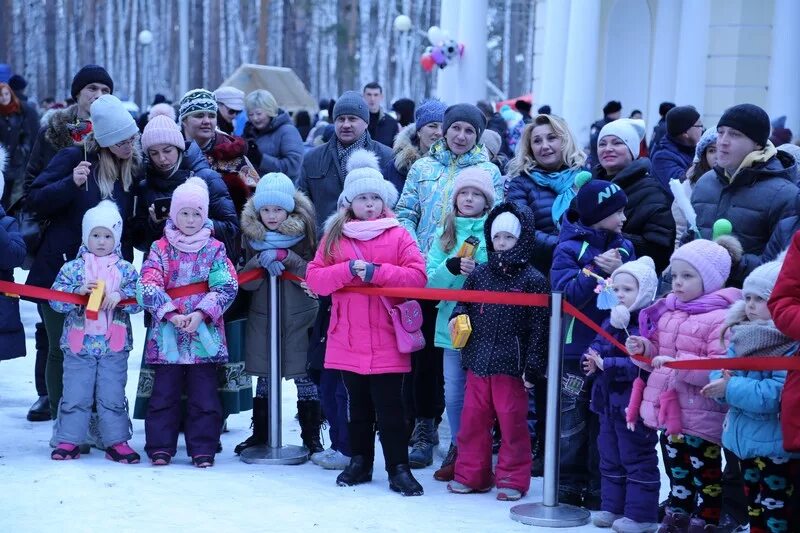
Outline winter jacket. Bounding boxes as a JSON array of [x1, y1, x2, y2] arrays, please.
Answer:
[[23, 105, 85, 196], [588, 117, 612, 168], [505, 166, 588, 275], [426, 214, 489, 349], [450, 202, 550, 382], [650, 135, 694, 196], [305, 218, 427, 375], [199, 130, 260, 217], [486, 113, 512, 159], [50, 245, 142, 354], [395, 138, 503, 255], [648, 119, 667, 156], [634, 288, 741, 445], [692, 146, 798, 285], [595, 158, 676, 273], [26, 140, 135, 289], [769, 230, 800, 339], [137, 234, 239, 365], [243, 111, 304, 181], [386, 124, 425, 194], [297, 133, 394, 232], [550, 210, 635, 359], [368, 110, 399, 148], [0, 103, 38, 198], [239, 190, 318, 379], [129, 141, 240, 260], [0, 208, 26, 360]]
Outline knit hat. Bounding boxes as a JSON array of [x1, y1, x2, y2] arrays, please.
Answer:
[[170, 177, 209, 222], [480, 129, 502, 159], [341, 149, 398, 207], [603, 100, 622, 116], [333, 91, 369, 123], [670, 239, 732, 294], [575, 179, 628, 226], [453, 167, 496, 208], [415, 99, 447, 130], [82, 200, 123, 248], [141, 115, 184, 152], [612, 256, 658, 312], [8, 74, 26, 92], [694, 128, 718, 163], [491, 211, 521, 239], [666, 105, 701, 137], [253, 172, 296, 212], [71, 64, 114, 99], [148, 103, 176, 122], [90, 95, 138, 148], [179, 88, 218, 121], [214, 86, 245, 111], [717, 103, 770, 148], [743, 260, 783, 300], [598, 119, 646, 158], [443, 103, 486, 140]]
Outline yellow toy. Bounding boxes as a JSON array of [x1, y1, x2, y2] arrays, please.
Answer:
[[451, 314, 472, 349], [85, 280, 106, 321]]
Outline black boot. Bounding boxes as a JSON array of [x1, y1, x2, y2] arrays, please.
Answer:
[[530, 437, 544, 477], [388, 464, 424, 496], [336, 456, 373, 486], [234, 397, 267, 455], [27, 395, 51, 422], [297, 400, 324, 454]]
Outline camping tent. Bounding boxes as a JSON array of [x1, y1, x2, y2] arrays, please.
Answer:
[[219, 64, 318, 114]]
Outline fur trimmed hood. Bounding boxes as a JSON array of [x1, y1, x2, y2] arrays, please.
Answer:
[[724, 299, 748, 330], [392, 124, 424, 174], [241, 188, 317, 258], [44, 104, 84, 152]]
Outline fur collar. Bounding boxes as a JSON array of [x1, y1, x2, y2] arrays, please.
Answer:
[[724, 300, 748, 329], [392, 124, 424, 173], [241, 189, 316, 251], [44, 105, 83, 152]]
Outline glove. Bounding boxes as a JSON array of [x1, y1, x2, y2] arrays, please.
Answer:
[[267, 260, 286, 277], [246, 140, 263, 167], [445, 256, 462, 275]]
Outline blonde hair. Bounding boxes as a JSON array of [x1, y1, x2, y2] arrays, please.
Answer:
[[85, 134, 141, 199], [323, 209, 355, 261], [245, 89, 279, 118], [507, 114, 586, 177]]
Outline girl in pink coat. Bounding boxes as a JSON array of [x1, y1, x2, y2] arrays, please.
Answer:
[[305, 149, 427, 497], [626, 237, 742, 532]]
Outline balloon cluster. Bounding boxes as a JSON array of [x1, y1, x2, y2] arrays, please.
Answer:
[[419, 25, 464, 72]]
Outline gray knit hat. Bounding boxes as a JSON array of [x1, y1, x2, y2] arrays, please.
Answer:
[[90, 95, 138, 148], [443, 104, 486, 140], [693, 128, 718, 164], [333, 91, 369, 123]]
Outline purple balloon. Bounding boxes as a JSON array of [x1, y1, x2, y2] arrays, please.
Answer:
[[431, 47, 446, 65]]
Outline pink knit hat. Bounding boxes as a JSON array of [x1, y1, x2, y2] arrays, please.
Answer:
[[170, 177, 209, 222], [141, 115, 185, 152], [670, 239, 732, 294], [148, 102, 176, 122], [453, 167, 496, 207]]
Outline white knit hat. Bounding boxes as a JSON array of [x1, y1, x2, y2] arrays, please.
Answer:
[[743, 260, 784, 300], [90, 94, 139, 148], [341, 149, 398, 207], [611, 255, 658, 312], [82, 200, 123, 248], [598, 118, 646, 159], [491, 211, 521, 239]]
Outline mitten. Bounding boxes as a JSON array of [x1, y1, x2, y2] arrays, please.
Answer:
[[658, 388, 682, 436], [626, 376, 646, 426], [107, 319, 127, 352], [160, 321, 180, 363], [67, 327, 85, 354], [196, 322, 221, 358], [446, 257, 462, 275]]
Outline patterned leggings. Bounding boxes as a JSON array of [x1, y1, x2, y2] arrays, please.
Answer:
[[741, 456, 796, 533], [661, 432, 723, 524], [256, 376, 319, 401]]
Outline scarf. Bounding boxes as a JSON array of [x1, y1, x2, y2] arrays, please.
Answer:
[[164, 218, 213, 253], [639, 290, 738, 339], [0, 100, 19, 116], [343, 217, 399, 241], [528, 167, 586, 227], [83, 252, 122, 335], [730, 320, 796, 358], [248, 231, 304, 252], [336, 132, 368, 179], [67, 118, 93, 143]]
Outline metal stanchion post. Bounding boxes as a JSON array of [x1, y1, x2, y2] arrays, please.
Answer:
[[510, 292, 590, 527], [241, 275, 308, 465]]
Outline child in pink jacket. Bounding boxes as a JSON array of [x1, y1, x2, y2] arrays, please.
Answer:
[[305, 149, 427, 497], [626, 238, 742, 531]]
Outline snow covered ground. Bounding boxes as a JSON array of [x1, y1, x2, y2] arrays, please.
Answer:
[[0, 267, 670, 533]]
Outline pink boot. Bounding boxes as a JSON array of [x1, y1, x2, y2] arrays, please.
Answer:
[[105, 442, 141, 464]]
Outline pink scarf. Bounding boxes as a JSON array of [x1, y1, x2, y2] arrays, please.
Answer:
[[165, 219, 212, 253], [638, 287, 741, 339], [83, 252, 122, 335], [342, 217, 399, 241]]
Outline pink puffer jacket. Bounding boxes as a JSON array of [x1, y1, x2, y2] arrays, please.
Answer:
[[634, 287, 741, 444]]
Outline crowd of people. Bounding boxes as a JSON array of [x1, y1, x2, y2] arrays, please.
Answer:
[[1, 63, 800, 533]]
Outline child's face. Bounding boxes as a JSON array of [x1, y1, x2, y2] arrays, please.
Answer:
[[456, 187, 487, 217], [612, 272, 639, 309], [351, 193, 384, 221], [259, 205, 289, 231], [591, 208, 626, 234], [670, 259, 704, 302], [492, 231, 518, 251], [745, 294, 771, 322], [175, 208, 204, 236], [86, 227, 115, 257]]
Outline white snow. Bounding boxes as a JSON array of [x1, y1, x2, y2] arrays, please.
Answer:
[[0, 266, 670, 533]]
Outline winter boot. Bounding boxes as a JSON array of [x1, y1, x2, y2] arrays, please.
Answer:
[[234, 397, 267, 455], [388, 464, 424, 496], [657, 510, 691, 533], [27, 395, 51, 422], [496, 487, 523, 501], [433, 444, 457, 481], [105, 442, 141, 464], [336, 455, 373, 486], [611, 517, 659, 533], [409, 418, 435, 468], [317, 450, 351, 470], [297, 400, 324, 454], [530, 437, 544, 477], [593, 511, 625, 528], [51, 442, 80, 460]]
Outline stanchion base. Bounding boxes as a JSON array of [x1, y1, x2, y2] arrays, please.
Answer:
[[240, 444, 308, 465], [509, 502, 591, 528]]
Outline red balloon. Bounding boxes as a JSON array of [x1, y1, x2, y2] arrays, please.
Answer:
[[420, 54, 435, 72]]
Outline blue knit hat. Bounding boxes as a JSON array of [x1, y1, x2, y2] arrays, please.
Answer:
[[415, 99, 446, 130], [253, 173, 296, 212], [576, 179, 628, 226]]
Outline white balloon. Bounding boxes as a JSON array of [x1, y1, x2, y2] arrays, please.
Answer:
[[394, 14, 412, 32], [138, 30, 153, 45], [427, 26, 444, 44]]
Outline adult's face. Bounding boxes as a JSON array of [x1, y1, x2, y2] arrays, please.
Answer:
[[147, 143, 181, 172], [335, 115, 368, 146], [444, 121, 477, 156], [598, 135, 633, 176], [218, 103, 240, 124], [0, 87, 11, 106], [417, 122, 442, 153], [716, 126, 759, 174], [606, 111, 621, 121], [247, 107, 271, 130], [77, 83, 111, 117], [183, 111, 217, 145], [686, 119, 704, 146], [108, 134, 138, 160], [704, 143, 718, 169], [530, 124, 563, 171], [363, 88, 383, 114]]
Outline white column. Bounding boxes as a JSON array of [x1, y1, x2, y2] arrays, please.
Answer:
[[646, 0, 681, 132], [435, 0, 462, 104], [674, 0, 711, 111], [455, 0, 488, 105], [560, 0, 601, 148], [537, 0, 571, 114], [768, 0, 800, 135]]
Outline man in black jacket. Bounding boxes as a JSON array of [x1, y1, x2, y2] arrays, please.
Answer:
[[588, 100, 622, 168], [363, 82, 399, 148]]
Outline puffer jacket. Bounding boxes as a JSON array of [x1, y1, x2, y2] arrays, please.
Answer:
[[692, 146, 798, 285], [24, 104, 86, 195], [385, 124, 425, 194], [634, 287, 741, 444], [243, 111, 304, 181], [769, 230, 800, 339], [0, 207, 26, 360], [550, 210, 635, 359], [762, 189, 800, 261], [450, 202, 550, 382], [650, 135, 694, 195], [395, 138, 503, 254]]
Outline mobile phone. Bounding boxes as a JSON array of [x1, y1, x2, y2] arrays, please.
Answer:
[[153, 197, 171, 219]]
